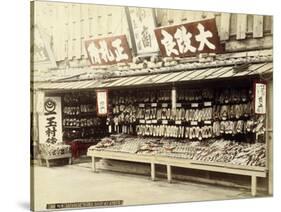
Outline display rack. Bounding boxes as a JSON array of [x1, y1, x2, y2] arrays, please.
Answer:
[[62, 92, 108, 140], [107, 86, 262, 142], [62, 92, 108, 158], [88, 84, 268, 196]]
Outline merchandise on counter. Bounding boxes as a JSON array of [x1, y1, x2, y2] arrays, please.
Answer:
[[72, 138, 99, 143], [39, 143, 71, 156], [88, 135, 266, 167], [94, 137, 115, 148]]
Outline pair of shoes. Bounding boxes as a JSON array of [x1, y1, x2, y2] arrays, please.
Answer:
[[212, 121, 221, 137]]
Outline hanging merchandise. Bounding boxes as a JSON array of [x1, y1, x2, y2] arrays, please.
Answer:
[[62, 92, 107, 140], [108, 86, 264, 142]]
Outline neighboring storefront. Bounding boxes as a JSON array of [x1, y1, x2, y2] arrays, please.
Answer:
[[31, 4, 273, 197]]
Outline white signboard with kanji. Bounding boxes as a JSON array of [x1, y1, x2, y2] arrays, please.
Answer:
[[39, 97, 63, 144], [254, 82, 267, 114], [97, 91, 108, 115], [129, 8, 159, 54]]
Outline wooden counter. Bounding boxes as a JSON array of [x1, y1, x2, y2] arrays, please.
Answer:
[[87, 149, 267, 197]]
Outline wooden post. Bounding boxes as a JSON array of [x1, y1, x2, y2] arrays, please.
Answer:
[[167, 165, 172, 183], [251, 175, 257, 197], [171, 87, 177, 119], [266, 81, 273, 195], [124, 6, 137, 56], [46, 159, 50, 168], [151, 163, 155, 181], [92, 156, 96, 172], [38, 154, 43, 166], [68, 157, 72, 165]]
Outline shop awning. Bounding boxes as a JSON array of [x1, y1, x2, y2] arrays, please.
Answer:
[[34, 62, 272, 91]]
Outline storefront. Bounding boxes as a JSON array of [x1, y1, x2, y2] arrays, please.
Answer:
[[33, 52, 272, 195], [32, 6, 273, 198]]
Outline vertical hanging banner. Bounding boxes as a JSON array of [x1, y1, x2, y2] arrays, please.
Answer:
[[39, 97, 63, 144], [129, 7, 159, 54], [254, 82, 267, 114], [96, 90, 108, 115], [154, 18, 223, 57]]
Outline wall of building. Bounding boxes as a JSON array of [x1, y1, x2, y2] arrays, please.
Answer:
[[33, 1, 273, 66]]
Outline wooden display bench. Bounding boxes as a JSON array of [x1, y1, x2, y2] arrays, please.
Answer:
[[87, 150, 268, 197], [39, 153, 72, 168]]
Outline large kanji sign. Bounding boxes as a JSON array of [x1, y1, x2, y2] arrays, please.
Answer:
[[85, 35, 132, 65], [39, 97, 63, 144], [154, 18, 223, 57]]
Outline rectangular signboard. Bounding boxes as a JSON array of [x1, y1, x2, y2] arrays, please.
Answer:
[[39, 97, 63, 144], [154, 18, 223, 57], [85, 35, 132, 65]]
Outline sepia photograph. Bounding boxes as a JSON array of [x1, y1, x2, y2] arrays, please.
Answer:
[[30, 0, 273, 211]]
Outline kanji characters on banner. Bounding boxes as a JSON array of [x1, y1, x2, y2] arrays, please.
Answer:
[[39, 97, 63, 144], [154, 18, 223, 57]]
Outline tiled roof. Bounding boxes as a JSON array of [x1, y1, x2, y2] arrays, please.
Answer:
[[34, 62, 272, 91], [32, 49, 273, 83]]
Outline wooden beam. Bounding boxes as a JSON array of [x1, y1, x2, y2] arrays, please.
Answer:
[[230, 14, 237, 36], [88, 150, 267, 174], [236, 14, 247, 40], [225, 36, 272, 52], [246, 15, 253, 34], [88, 5, 95, 38], [67, 5, 74, 59], [62, 5, 68, 60], [73, 4, 81, 59], [80, 3, 89, 58], [220, 13, 230, 41], [263, 16, 273, 34], [253, 15, 264, 38]]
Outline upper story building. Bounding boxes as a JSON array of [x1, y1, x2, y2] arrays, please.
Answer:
[[31, 1, 273, 82]]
